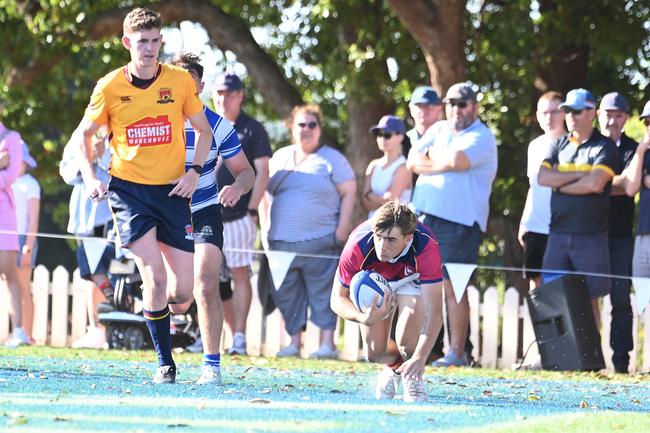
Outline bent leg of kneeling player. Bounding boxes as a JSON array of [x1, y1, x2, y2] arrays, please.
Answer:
[[361, 310, 400, 364]]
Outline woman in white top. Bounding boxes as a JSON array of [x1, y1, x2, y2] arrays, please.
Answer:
[[11, 142, 40, 344], [361, 115, 412, 217]]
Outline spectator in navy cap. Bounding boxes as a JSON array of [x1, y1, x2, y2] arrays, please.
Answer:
[[407, 86, 443, 156], [362, 115, 412, 218], [539, 88, 621, 332], [209, 71, 272, 357], [597, 92, 638, 373]]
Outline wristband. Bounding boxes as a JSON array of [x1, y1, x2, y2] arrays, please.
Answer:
[[248, 208, 259, 217], [189, 164, 203, 175]]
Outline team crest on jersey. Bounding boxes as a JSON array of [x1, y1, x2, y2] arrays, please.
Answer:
[[157, 88, 175, 104], [184, 224, 194, 241]]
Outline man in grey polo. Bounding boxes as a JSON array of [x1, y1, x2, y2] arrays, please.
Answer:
[[407, 82, 498, 367], [406, 86, 443, 157]]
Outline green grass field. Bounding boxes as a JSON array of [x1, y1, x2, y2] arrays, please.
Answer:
[[1, 347, 649, 432]]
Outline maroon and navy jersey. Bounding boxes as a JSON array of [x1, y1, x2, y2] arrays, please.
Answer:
[[336, 221, 443, 288]]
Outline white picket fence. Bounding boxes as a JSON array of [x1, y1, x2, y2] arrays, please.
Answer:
[[2, 265, 650, 372]]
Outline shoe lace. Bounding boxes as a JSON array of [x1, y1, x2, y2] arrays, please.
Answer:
[[404, 377, 425, 398]]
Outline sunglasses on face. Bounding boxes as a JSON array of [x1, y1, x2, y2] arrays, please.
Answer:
[[374, 131, 395, 139], [297, 121, 319, 129], [445, 99, 468, 109], [565, 107, 592, 115]]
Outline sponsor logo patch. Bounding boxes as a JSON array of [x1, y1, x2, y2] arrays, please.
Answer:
[[125, 115, 172, 147], [120, 96, 132, 102], [199, 225, 213, 237], [157, 88, 174, 104], [184, 224, 194, 241]]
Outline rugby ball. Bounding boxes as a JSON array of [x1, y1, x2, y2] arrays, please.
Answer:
[[349, 270, 390, 312]]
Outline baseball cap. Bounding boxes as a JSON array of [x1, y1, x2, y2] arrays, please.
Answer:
[[409, 86, 442, 106], [369, 115, 406, 134], [21, 141, 37, 169], [559, 88, 596, 111], [640, 101, 650, 119], [213, 72, 243, 91], [599, 92, 629, 113], [444, 82, 477, 103]]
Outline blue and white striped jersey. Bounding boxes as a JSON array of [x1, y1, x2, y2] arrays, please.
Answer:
[[185, 106, 241, 212]]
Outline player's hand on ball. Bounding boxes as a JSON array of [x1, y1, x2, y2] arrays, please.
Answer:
[[362, 289, 395, 326]]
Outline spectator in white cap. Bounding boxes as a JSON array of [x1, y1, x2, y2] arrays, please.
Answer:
[[407, 82, 498, 367], [597, 92, 638, 373], [406, 86, 443, 156], [362, 115, 412, 218], [538, 88, 621, 327], [10, 141, 40, 345]]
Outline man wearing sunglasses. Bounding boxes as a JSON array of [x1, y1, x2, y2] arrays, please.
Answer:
[[407, 82, 498, 367], [538, 88, 620, 329]]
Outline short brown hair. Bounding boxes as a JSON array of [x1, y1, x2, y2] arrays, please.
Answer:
[[371, 199, 417, 236], [123, 7, 162, 34], [286, 103, 323, 129], [170, 53, 204, 79], [538, 91, 563, 104]]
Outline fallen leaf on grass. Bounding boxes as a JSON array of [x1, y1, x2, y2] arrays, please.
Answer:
[[630, 399, 641, 405], [7, 414, 27, 425], [249, 398, 271, 404], [528, 395, 541, 401], [580, 400, 589, 408], [482, 390, 493, 397], [385, 410, 405, 416]]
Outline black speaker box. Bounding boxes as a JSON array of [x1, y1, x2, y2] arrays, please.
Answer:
[[526, 274, 605, 371]]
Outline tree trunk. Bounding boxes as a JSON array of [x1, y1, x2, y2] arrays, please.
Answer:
[[87, 0, 304, 120], [387, 0, 466, 93]]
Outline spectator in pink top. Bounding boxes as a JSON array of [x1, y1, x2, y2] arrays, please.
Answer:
[[0, 100, 29, 347]]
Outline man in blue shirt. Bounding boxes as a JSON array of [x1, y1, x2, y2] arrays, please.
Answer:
[[407, 82, 498, 367]]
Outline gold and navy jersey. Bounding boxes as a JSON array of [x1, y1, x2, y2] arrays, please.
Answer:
[[85, 63, 203, 185]]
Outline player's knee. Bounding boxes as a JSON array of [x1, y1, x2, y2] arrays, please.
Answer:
[[194, 271, 218, 295], [366, 348, 385, 363]]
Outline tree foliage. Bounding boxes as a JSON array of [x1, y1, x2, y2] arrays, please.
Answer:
[[1, 0, 648, 283]]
